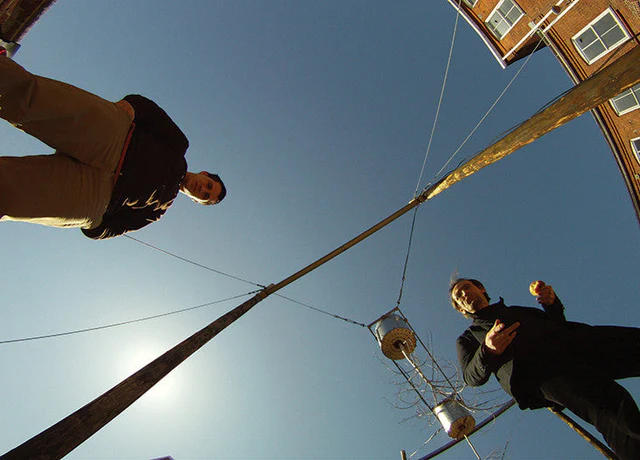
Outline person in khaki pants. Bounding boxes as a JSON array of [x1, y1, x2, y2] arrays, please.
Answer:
[[0, 50, 226, 239]]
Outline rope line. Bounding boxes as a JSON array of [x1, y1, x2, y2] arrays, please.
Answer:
[[414, 1, 462, 196], [398, 2, 465, 311], [125, 235, 367, 327], [274, 293, 367, 327], [0, 291, 258, 345], [396, 1, 463, 313], [124, 234, 265, 288], [432, 39, 544, 181], [395, 206, 420, 308]]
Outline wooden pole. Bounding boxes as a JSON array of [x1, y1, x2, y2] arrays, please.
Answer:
[[0, 288, 270, 460], [258, 46, 640, 299], [549, 408, 617, 459], [3, 45, 639, 460], [422, 45, 640, 201]]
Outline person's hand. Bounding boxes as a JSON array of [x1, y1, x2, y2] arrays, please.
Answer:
[[529, 280, 556, 307], [484, 319, 520, 355]]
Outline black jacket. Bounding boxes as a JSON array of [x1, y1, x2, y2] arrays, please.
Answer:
[[83, 95, 188, 239], [456, 297, 593, 409]]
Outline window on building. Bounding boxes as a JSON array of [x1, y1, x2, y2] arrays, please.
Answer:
[[611, 83, 640, 116], [463, 0, 478, 7], [572, 8, 630, 64], [486, 0, 524, 40], [632, 138, 640, 163]]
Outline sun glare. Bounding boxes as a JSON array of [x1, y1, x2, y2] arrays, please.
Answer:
[[120, 343, 184, 405]]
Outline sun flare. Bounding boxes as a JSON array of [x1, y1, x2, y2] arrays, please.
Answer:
[[120, 344, 183, 404]]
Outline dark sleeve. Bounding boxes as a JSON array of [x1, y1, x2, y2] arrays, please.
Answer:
[[123, 94, 189, 153], [543, 296, 565, 322], [81, 207, 163, 240], [456, 333, 499, 387]]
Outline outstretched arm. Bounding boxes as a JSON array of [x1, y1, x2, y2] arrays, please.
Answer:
[[530, 280, 565, 321], [82, 207, 163, 240], [457, 334, 492, 386], [457, 319, 519, 386]]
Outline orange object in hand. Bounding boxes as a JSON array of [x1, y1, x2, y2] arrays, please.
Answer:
[[529, 280, 545, 296]]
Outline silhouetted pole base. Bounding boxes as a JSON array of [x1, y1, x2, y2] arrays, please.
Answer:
[[0, 288, 270, 460], [549, 408, 618, 460]]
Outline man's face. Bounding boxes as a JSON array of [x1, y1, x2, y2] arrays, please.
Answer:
[[184, 172, 222, 205], [451, 280, 489, 314]]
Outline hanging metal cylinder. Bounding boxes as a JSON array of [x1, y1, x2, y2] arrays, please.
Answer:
[[434, 399, 476, 440], [372, 314, 416, 360]]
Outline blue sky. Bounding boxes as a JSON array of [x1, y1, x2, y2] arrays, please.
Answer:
[[1, 1, 639, 459]]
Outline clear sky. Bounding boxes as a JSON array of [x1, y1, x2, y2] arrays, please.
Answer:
[[2, 1, 639, 459]]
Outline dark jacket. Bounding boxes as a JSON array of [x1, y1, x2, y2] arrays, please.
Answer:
[[82, 95, 188, 239], [456, 297, 592, 409]]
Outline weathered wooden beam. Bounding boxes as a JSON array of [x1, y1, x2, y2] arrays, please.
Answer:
[[0, 288, 270, 460], [422, 45, 640, 201], [549, 408, 617, 460], [272, 45, 640, 297]]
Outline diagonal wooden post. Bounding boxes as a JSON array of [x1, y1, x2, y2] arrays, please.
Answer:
[[2, 45, 639, 460], [549, 408, 617, 459], [422, 45, 640, 201], [0, 288, 271, 460]]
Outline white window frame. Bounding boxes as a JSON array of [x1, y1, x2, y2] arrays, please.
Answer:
[[632, 137, 640, 164], [571, 8, 630, 64], [463, 0, 478, 7], [485, 0, 524, 40], [610, 83, 640, 116]]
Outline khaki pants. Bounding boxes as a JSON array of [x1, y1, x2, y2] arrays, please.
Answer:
[[0, 56, 132, 228]]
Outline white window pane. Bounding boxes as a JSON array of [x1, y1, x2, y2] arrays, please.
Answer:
[[612, 92, 638, 113], [497, 0, 514, 14], [593, 14, 617, 35], [601, 26, 626, 47], [505, 7, 523, 24], [576, 29, 597, 48], [572, 9, 629, 63], [487, 15, 507, 38], [632, 138, 640, 164], [497, 23, 510, 38], [486, 0, 522, 39], [583, 41, 606, 61], [612, 83, 640, 115]]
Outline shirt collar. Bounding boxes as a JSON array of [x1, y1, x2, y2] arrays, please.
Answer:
[[470, 297, 505, 319]]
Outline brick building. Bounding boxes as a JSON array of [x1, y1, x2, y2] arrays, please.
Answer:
[[446, 0, 640, 223], [0, 0, 56, 54]]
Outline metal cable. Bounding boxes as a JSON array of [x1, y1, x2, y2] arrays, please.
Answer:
[[126, 235, 367, 327], [0, 291, 257, 345], [124, 234, 265, 288], [414, 0, 462, 196], [432, 39, 544, 182]]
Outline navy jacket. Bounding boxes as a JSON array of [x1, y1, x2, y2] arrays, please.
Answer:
[[456, 297, 594, 409], [82, 95, 188, 239]]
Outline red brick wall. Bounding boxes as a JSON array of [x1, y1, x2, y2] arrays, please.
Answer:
[[451, 0, 640, 221]]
